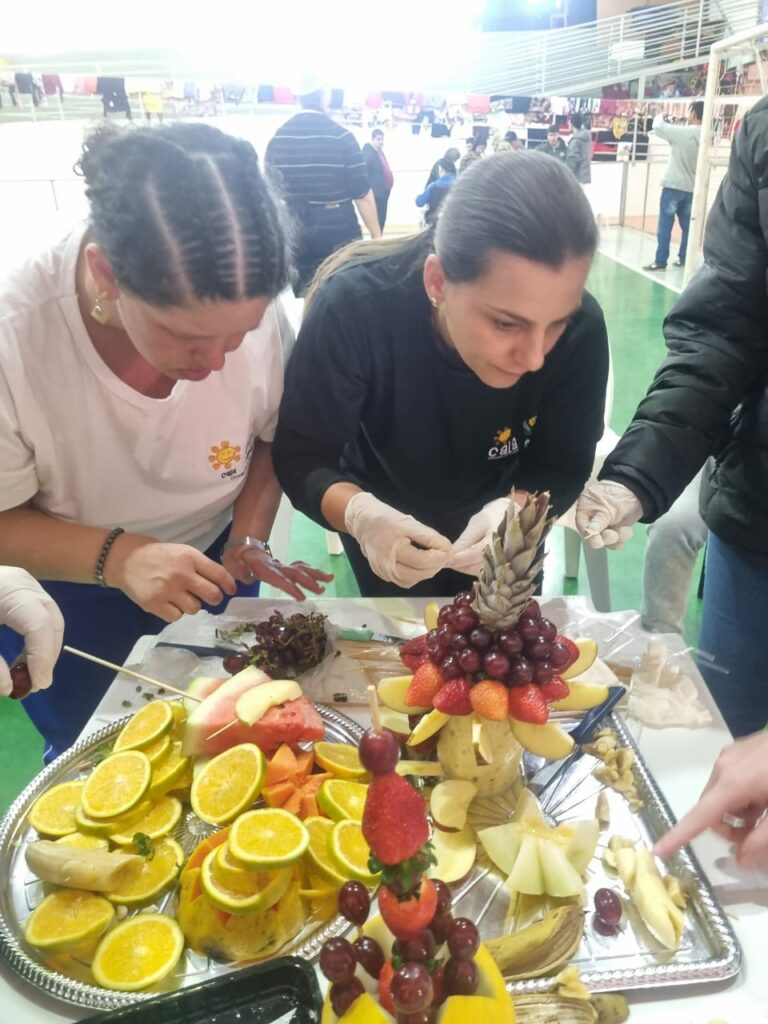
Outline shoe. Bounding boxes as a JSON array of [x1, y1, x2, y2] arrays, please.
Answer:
[[674, 258, 685, 267], [643, 262, 667, 271]]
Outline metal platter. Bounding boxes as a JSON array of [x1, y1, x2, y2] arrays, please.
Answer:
[[0, 704, 363, 1012]]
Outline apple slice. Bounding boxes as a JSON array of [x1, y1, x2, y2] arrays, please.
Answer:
[[379, 707, 411, 738], [235, 680, 302, 725], [510, 720, 574, 760], [407, 709, 450, 747], [423, 602, 440, 631], [395, 759, 446, 777], [550, 679, 609, 712], [430, 780, 477, 831], [428, 822, 477, 884], [560, 637, 599, 680], [378, 675, 430, 715]]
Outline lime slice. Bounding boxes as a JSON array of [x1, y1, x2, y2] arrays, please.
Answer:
[[228, 808, 309, 869], [81, 751, 152, 820], [24, 890, 115, 952], [149, 741, 190, 798], [190, 743, 266, 825], [316, 779, 368, 822], [200, 847, 292, 913], [28, 781, 84, 837], [330, 819, 379, 885], [106, 838, 184, 906], [304, 815, 347, 887], [92, 913, 184, 991], [109, 796, 182, 846], [313, 742, 367, 780], [113, 701, 173, 752]]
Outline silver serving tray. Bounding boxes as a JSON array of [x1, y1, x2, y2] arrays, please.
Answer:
[[0, 703, 363, 1011]]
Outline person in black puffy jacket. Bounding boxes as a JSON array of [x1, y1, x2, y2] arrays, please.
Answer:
[[575, 96, 768, 737]]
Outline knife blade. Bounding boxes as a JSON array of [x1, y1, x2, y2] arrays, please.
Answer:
[[527, 685, 626, 799], [155, 641, 239, 658], [155, 628, 407, 660]]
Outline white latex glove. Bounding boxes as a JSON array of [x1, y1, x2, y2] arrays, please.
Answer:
[[344, 493, 453, 588], [575, 480, 643, 550], [0, 567, 65, 695], [450, 497, 515, 576]]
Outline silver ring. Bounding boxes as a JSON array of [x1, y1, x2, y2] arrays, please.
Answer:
[[721, 812, 747, 829]]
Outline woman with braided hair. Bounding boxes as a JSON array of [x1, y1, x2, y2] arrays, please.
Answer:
[[0, 122, 331, 759]]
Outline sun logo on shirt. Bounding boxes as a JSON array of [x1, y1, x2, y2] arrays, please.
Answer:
[[494, 426, 512, 444], [208, 440, 241, 471]]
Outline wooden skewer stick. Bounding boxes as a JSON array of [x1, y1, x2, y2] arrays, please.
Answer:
[[205, 718, 240, 742], [367, 683, 382, 733], [63, 645, 200, 702]]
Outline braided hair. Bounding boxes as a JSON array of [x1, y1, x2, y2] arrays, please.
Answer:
[[77, 123, 291, 306]]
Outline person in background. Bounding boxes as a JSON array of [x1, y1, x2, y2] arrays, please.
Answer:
[[426, 147, 461, 188], [459, 137, 482, 173], [496, 130, 523, 153], [415, 157, 457, 226], [575, 97, 768, 737], [0, 568, 63, 697], [566, 113, 592, 185], [273, 153, 609, 597], [539, 129, 568, 163], [644, 101, 703, 271], [362, 129, 394, 233], [0, 122, 332, 759], [265, 78, 381, 295]]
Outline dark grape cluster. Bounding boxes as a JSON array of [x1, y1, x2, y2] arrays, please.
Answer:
[[219, 611, 328, 679], [428, 592, 568, 688], [593, 887, 622, 936]]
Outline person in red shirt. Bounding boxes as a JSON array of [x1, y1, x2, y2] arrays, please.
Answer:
[[362, 129, 394, 231]]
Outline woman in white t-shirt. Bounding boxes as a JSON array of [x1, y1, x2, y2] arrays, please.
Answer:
[[0, 123, 331, 759]]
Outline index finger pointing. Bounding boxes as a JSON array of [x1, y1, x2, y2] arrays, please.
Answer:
[[653, 789, 737, 859]]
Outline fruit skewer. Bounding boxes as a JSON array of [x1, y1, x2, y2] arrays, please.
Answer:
[[62, 645, 200, 701]]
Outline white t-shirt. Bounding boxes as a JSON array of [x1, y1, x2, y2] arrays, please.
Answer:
[[0, 227, 292, 553]]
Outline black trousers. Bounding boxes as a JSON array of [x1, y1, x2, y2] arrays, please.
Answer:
[[294, 203, 361, 296], [374, 191, 390, 232]]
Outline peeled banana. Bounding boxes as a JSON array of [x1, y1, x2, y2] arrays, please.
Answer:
[[25, 840, 143, 892], [485, 905, 584, 980]]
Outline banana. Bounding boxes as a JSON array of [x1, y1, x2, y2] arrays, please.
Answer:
[[512, 994, 597, 1024], [485, 904, 583, 980], [631, 847, 685, 949], [592, 994, 630, 1024], [25, 840, 143, 892]]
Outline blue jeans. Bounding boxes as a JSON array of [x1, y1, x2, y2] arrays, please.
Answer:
[[654, 187, 692, 267], [697, 532, 768, 737]]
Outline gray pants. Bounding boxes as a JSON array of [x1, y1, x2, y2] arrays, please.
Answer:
[[641, 469, 708, 635]]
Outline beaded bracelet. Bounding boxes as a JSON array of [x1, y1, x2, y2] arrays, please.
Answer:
[[93, 527, 125, 587]]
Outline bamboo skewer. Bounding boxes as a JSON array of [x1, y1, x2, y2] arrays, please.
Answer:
[[63, 645, 200, 702]]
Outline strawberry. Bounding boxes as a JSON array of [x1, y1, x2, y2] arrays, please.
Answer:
[[405, 662, 444, 707], [508, 683, 549, 724], [362, 772, 429, 865], [432, 678, 473, 716], [553, 635, 580, 670], [400, 635, 430, 671], [539, 677, 570, 702], [378, 959, 396, 1015], [379, 878, 438, 941], [469, 680, 509, 721]]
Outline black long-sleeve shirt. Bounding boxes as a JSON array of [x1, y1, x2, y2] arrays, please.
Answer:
[[273, 256, 609, 540]]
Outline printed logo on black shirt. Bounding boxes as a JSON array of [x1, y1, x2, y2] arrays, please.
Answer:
[[488, 426, 519, 460]]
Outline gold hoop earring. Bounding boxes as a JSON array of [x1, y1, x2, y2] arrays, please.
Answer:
[[91, 292, 109, 325]]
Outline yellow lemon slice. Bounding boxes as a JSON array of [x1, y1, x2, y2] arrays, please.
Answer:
[[113, 701, 174, 752], [169, 701, 186, 734], [316, 779, 368, 822], [313, 742, 367, 780], [330, 819, 379, 885], [109, 796, 182, 846], [74, 799, 153, 838], [107, 838, 184, 906], [24, 890, 114, 952], [211, 842, 254, 889], [55, 833, 110, 852], [81, 750, 152, 821], [28, 780, 84, 837], [304, 816, 347, 887], [229, 808, 309, 869], [200, 847, 292, 914], [190, 743, 266, 826], [141, 733, 172, 766], [149, 741, 190, 798], [92, 913, 184, 992]]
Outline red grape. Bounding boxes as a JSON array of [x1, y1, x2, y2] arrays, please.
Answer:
[[391, 962, 433, 1012], [452, 608, 479, 634], [523, 600, 541, 620], [359, 728, 400, 774], [432, 879, 452, 915], [330, 978, 365, 1016], [532, 661, 554, 684], [549, 641, 573, 669], [540, 619, 557, 642], [454, 591, 475, 607], [594, 888, 622, 927], [437, 607, 455, 627], [396, 928, 436, 964], [429, 911, 453, 945], [222, 652, 249, 675], [443, 957, 478, 996], [440, 655, 463, 680], [446, 918, 479, 961], [338, 881, 371, 925], [516, 618, 541, 643], [436, 624, 454, 647], [320, 937, 358, 983], [507, 655, 534, 686], [483, 649, 510, 681], [450, 633, 470, 652], [397, 1010, 437, 1024], [593, 913, 618, 937], [457, 647, 481, 674], [468, 627, 493, 651], [498, 631, 523, 655], [10, 663, 32, 700], [353, 936, 384, 978], [525, 637, 552, 661]]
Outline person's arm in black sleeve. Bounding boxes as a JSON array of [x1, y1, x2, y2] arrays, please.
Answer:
[[272, 283, 371, 529], [599, 104, 768, 520], [512, 300, 609, 516]]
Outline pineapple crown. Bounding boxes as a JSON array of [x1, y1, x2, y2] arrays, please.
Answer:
[[473, 491, 556, 629]]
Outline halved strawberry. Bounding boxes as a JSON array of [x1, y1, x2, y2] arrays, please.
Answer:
[[508, 683, 549, 724], [432, 678, 473, 716], [379, 879, 438, 941], [405, 662, 444, 707], [539, 677, 570, 702], [362, 772, 429, 865], [400, 635, 430, 671]]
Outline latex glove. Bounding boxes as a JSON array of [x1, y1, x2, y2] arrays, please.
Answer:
[[222, 544, 334, 602], [344, 493, 453, 588], [0, 567, 65, 695], [574, 481, 643, 549], [450, 497, 515, 576]]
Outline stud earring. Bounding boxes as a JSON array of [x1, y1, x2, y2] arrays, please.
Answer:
[[430, 296, 439, 308], [90, 292, 109, 325]]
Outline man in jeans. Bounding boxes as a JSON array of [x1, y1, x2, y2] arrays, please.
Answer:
[[644, 101, 703, 271]]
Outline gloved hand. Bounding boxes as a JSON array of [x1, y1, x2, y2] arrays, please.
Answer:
[[450, 497, 515, 576], [0, 567, 65, 696], [575, 481, 643, 550], [344, 493, 453, 588]]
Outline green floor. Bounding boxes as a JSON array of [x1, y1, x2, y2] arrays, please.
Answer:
[[0, 251, 700, 815]]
